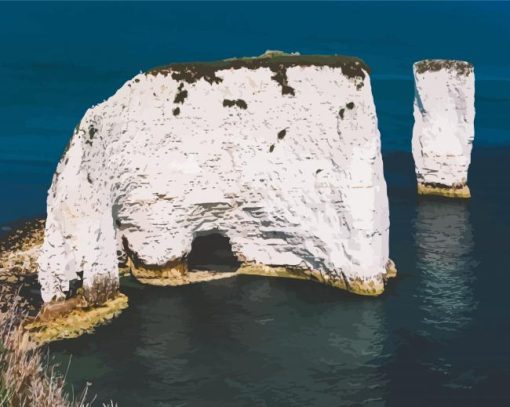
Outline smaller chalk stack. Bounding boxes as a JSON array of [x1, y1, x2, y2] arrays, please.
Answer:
[[412, 60, 475, 198]]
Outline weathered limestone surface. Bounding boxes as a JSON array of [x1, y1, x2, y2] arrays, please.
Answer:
[[38, 51, 393, 302], [412, 59, 475, 198]]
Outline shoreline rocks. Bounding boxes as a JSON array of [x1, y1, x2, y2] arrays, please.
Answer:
[[129, 258, 398, 296], [23, 293, 128, 346], [417, 182, 471, 199], [0, 219, 45, 317]]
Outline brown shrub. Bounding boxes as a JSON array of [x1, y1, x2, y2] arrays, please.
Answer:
[[82, 274, 119, 308]]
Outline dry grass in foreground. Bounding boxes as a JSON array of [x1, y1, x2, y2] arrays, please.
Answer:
[[0, 296, 116, 407]]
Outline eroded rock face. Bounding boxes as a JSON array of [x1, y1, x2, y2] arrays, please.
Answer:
[[38, 52, 392, 302], [412, 59, 475, 198]]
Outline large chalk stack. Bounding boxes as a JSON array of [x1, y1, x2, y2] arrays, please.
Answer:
[[412, 59, 475, 198], [38, 51, 393, 302]]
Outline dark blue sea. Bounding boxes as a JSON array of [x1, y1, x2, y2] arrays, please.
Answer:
[[1, 2, 510, 406]]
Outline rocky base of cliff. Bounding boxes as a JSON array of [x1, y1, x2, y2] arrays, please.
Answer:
[[417, 182, 471, 199], [2, 218, 396, 345], [23, 293, 128, 346], [129, 258, 397, 296]]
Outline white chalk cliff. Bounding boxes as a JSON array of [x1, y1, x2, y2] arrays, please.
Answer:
[[38, 52, 393, 302], [412, 59, 475, 198]]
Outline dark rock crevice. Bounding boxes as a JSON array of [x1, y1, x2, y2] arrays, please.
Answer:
[[223, 99, 248, 109], [174, 83, 188, 104]]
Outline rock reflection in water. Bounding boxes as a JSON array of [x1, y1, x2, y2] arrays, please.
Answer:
[[133, 277, 389, 406], [414, 198, 477, 336]]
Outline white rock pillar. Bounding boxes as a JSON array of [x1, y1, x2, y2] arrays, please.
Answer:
[[412, 60, 475, 198], [37, 111, 119, 303], [38, 51, 394, 301]]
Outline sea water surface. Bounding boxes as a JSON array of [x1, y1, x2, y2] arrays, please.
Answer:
[[1, 2, 510, 406]]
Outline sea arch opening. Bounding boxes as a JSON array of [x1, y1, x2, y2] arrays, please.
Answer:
[[186, 230, 241, 273]]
